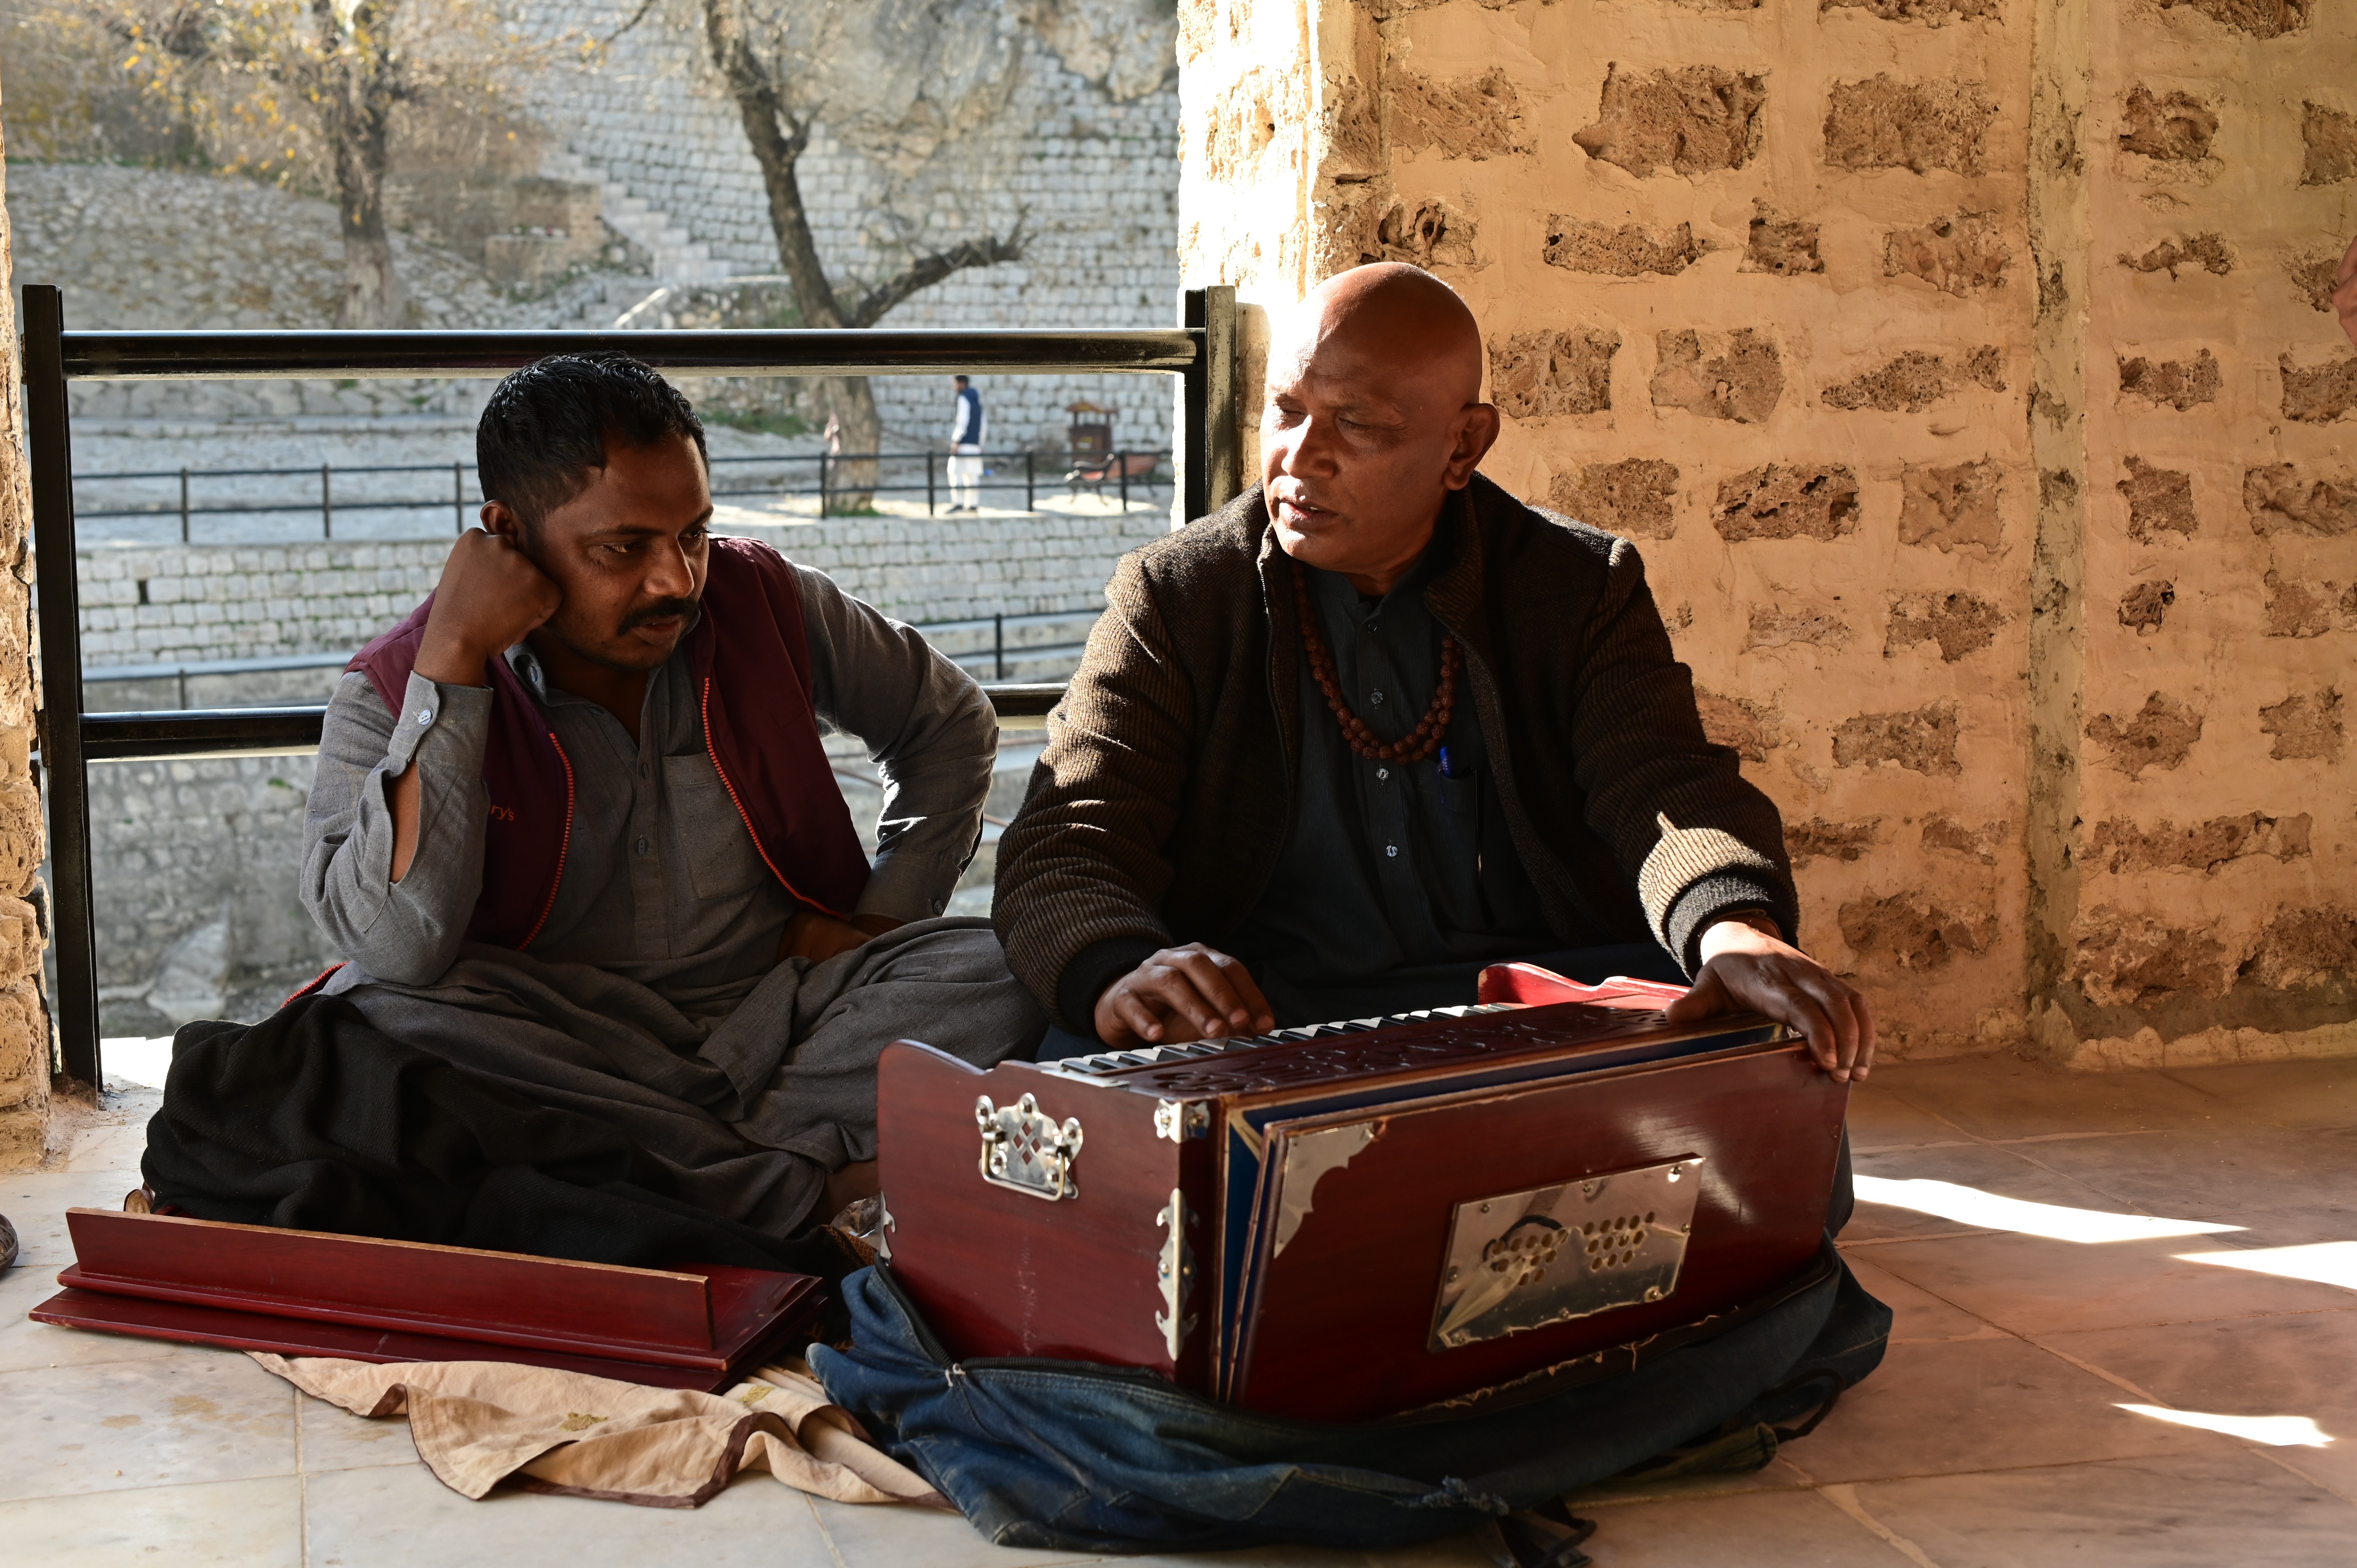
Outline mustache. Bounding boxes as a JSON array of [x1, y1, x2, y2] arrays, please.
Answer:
[[621, 597, 703, 633]]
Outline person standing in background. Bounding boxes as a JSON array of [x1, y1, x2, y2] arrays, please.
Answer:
[[947, 375, 985, 512]]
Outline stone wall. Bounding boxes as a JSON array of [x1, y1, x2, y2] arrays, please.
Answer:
[[1177, 0, 2357, 1067], [0, 89, 55, 1167]]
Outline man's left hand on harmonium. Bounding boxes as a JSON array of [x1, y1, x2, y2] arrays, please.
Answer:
[[1663, 913, 1877, 1084]]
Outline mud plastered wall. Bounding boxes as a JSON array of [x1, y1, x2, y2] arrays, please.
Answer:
[[1178, 0, 2357, 1065], [0, 88, 55, 1165]]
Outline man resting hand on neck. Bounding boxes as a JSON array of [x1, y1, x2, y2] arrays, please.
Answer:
[[994, 264, 1873, 1084], [299, 354, 1041, 1234]]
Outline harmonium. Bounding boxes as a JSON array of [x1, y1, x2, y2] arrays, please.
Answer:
[[876, 964, 1848, 1422]]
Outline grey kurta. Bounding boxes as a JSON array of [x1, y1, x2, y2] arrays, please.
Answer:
[[300, 562, 1043, 1235]]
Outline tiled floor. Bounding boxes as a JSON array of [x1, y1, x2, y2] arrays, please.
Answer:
[[4, 1051, 2354, 1566]]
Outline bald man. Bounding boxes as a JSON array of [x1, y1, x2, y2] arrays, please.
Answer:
[[994, 264, 1873, 1081]]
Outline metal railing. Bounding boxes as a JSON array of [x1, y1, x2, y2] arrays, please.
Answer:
[[73, 448, 1176, 540], [21, 286, 1242, 1086]]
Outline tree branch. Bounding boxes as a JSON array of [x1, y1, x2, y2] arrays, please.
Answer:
[[846, 221, 1028, 329], [701, 0, 843, 326]]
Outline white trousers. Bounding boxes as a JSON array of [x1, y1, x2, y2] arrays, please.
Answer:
[[948, 445, 983, 508]]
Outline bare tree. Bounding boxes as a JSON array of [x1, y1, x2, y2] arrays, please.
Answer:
[[113, 0, 539, 328], [699, 0, 1022, 506]]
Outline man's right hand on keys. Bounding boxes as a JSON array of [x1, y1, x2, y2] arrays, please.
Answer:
[[1093, 943, 1276, 1049], [414, 526, 564, 686]]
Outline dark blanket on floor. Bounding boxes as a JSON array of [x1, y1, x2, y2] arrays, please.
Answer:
[[141, 992, 862, 1285]]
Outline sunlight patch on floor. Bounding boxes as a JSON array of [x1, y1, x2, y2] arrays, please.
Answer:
[[1853, 1176, 2243, 1243], [2176, 1240, 2357, 1292], [2117, 1404, 2337, 1448]]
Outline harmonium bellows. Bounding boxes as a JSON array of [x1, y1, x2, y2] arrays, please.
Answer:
[[876, 964, 1848, 1423]]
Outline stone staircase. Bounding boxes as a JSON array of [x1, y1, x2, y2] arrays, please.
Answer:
[[540, 149, 735, 285]]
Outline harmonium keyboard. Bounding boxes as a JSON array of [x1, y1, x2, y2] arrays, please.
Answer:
[[876, 964, 1848, 1422]]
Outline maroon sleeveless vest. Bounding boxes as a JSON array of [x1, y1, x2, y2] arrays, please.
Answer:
[[348, 536, 871, 948]]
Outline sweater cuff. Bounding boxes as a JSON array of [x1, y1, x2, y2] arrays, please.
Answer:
[[1055, 935, 1164, 1039], [1664, 874, 1800, 978]]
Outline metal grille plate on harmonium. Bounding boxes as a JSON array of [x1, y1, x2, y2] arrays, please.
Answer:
[[875, 964, 1849, 1422]]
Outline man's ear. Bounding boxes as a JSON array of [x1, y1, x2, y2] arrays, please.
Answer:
[[1444, 403, 1502, 487], [480, 500, 526, 545]]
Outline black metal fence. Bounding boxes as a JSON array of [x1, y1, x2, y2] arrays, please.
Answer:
[[21, 289, 1242, 1086], [72, 448, 1177, 542]]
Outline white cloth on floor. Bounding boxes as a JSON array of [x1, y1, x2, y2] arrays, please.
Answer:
[[251, 1352, 948, 1510]]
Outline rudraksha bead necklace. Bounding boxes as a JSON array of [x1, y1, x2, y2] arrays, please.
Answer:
[[1294, 569, 1460, 765]]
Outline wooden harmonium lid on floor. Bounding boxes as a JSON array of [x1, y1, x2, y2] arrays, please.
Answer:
[[30, 1209, 826, 1392], [878, 965, 1850, 1423]]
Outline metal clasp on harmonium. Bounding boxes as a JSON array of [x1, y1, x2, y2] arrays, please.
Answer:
[[975, 1093, 1084, 1201]]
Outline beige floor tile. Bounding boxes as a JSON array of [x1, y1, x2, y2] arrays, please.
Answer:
[[1568, 1486, 1914, 1567], [1848, 1449, 2357, 1567], [0, 1263, 185, 1374], [810, 1491, 1109, 1567], [2018, 1125, 2357, 1225], [1870, 1056, 2228, 1142], [1572, 1455, 1818, 1510], [0, 1347, 296, 1503], [1845, 1141, 2140, 1245], [301, 1459, 842, 1567], [0, 1473, 303, 1567], [1777, 1333, 2236, 1485], [2037, 1307, 2357, 1496], [1846, 1085, 1964, 1152], [0, 1173, 148, 1266], [1838, 1253, 1996, 1345], [1856, 1230, 2357, 1335], [2157, 1057, 2357, 1132]]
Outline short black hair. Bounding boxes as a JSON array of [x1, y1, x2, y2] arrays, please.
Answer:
[[954, 374, 970, 386], [477, 353, 707, 530]]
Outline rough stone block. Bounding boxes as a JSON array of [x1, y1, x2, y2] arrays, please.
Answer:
[[2119, 580, 2177, 634], [2258, 687, 2343, 761], [1898, 459, 2005, 553], [1390, 68, 1527, 160], [2118, 349, 2221, 410], [2120, 233, 2234, 277], [1885, 590, 2006, 660], [2091, 812, 2311, 874], [2262, 570, 2357, 636], [1833, 702, 1961, 775], [2246, 905, 2357, 990], [1786, 818, 1878, 865], [2087, 692, 2203, 775], [1650, 329, 1783, 423], [2279, 352, 2357, 423], [1822, 347, 2006, 412], [1488, 328, 1620, 419], [1922, 816, 2007, 863], [1334, 199, 1479, 273], [1745, 604, 1851, 650], [1823, 76, 1999, 175], [1714, 464, 1861, 541], [2244, 462, 2357, 535], [1543, 218, 1710, 276], [1741, 202, 1823, 275], [1823, 0, 2000, 18], [2300, 101, 2357, 185], [2119, 85, 2220, 162], [2157, 0, 2309, 35], [1573, 65, 1766, 178], [2120, 457, 2199, 539], [1838, 893, 1997, 970], [1695, 687, 1780, 761], [1884, 211, 2012, 295], [1547, 459, 1679, 538], [2072, 908, 2232, 1005]]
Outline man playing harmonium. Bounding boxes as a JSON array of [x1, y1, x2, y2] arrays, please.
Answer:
[[996, 263, 1875, 1081], [299, 352, 1041, 1236]]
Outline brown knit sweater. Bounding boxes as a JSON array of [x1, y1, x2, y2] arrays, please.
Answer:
[[993, 477, 1798, 1029]]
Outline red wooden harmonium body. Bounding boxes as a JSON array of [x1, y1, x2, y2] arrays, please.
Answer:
[[29, 1209, 825, 1391], [878, 965, 1849, 1422]]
